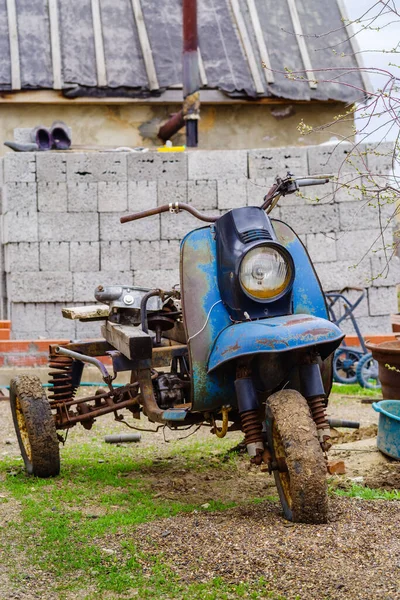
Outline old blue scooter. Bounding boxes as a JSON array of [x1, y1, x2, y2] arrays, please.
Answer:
[[10, 173, 343, 524]]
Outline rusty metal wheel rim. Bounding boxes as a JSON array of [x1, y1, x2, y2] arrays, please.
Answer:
[[272, 420, 292, 510], [15, 395, 32, 461]]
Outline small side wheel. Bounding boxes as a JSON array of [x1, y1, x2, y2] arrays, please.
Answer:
[[266, 389, 328, 524], [356, 353, 381, 389], [10, 375, 60, 477], [332, 348, 360, 384]]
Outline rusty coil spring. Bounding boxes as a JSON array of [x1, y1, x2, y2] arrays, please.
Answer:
[[240, 410, 263, 446], [48, 353, 76, 403], [307, 396, 329, 430]]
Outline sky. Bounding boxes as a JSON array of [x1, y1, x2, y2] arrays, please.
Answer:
[[344, 0, 400, 142]]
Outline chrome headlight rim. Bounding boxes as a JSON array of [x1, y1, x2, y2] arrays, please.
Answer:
[[238, 242, 295, 303]]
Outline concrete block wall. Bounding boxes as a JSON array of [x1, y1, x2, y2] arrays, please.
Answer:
[[0, 142, 398, 340]]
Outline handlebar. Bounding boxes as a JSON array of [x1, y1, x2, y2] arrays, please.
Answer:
[[120, 174, 332, 225]]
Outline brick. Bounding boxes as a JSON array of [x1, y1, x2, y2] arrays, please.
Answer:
[[370, 256, 400, 287], [127, 152, 187, 181], [4, 243, 39, 273], [100, 212, 160, 242], [160, 240, 180, 270], [331, 173, 363, 203], [67, 153, 127, 182], [101, 241, 131, 271], [2, 182, 37, 212], [308, 141, 366, 175], [128, 180, 157, 211], [248, 147, 307, 179], [306, 233, 337, 263], [279, 204, 339, 235], [4, 153, 36, 182], [38, 212, 99, 241], [45, 303, 76, 337], [67, 182, 98, 212], [73, 271, 133, 302], [336, 229, 394, 261], [131, 241, 161, 270], [338, 200, 394, 232], [8, 272, 73, 302], [39, 242, 70, 271], [188, 150, 247, 180], [37, 152, 67, 182], [158, 180, 187, 206], [71, 242, 100, 272], [314, 259, 372, 292], [37, 182, 68, 212], [134, 269, 180, 290], [366, 142, 395, 175], [187, 180, 217, 209], [2, 212, 38, 243], [10, 303, 46, 333], [368, 286, 398, 316], [217, 179, 247, 209], [327, 460, 346, 475], [247, 178, 274, 206], [98, 182, 128, 212]]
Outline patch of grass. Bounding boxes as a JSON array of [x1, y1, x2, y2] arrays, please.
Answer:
[[332, 483, 400, 501], [331, 383, 379, 397]]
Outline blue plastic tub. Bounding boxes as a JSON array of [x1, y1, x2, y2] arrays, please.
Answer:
[[372, 400, 400, 460]]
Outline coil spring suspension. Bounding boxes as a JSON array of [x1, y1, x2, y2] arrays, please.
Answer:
[[308, 396, 331, 451], [48, 352, 76, 403], [240, 410, 263, 447]]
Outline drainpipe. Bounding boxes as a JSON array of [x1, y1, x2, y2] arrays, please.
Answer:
[[158, 0, 200, 146]]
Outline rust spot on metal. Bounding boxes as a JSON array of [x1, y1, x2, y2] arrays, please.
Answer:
[[302, 328, 332, 337], [221, 341, 240, 356], [285, 317, 314, 325]]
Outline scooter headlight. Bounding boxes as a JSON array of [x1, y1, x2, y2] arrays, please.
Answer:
[[239, 246, 293, 300]]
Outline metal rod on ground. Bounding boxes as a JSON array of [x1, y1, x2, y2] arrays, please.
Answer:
[[183, 0, 200, 147], [104, 434, 141, 444], [328, 418, 360, 429]]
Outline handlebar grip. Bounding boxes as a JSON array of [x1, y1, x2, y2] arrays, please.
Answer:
[[296, 178, 330, 187], [120, 205, 169, 224]]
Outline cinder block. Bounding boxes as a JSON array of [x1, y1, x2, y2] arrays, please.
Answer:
[[246, 178, 274, 206], [187, 180, 217, 209], [160, 240, 180, 270], [38, 213, 99, 242], [368, 286, 398, 316], [68, 182, 98, 212], [331, 173, 363, 202], [8, 272, 73, 302], [36, 153, 67, 182], [370, 256, 400, 287], [40, 242, 70, 271], [98, 182, 128, 212], [101, 241, 131, 271], [2, 212, 38, 243], [10, 303, 46, 333], [279, 204, 339, 234], [73, 271, 133, 302], [45, 303, 76, 337], [127, 152, 187, 181], [308, 142, 366, 175], [4, 243, 39, 273], [366, 142, 395, 175], [38, 182, 68, 212], [217, 179, 247, 209], [4, 153, 36, 183], [161, 210, 211, 240], [71, 242, 100, 272], [3, 182, 37, 212], [67, 153, 127, 183], [100, 212, 160, 242], [248, 147, 307, 179], [131, 241, 161, 270], [326, 287, 369, 319], [188, 150, 247, 180], [336, 229, 394, 261], [339, 315, 391, 335], [75, 319, 103, 339], [134, 269, 180, 290], [158, 180, 187, 206], [0, 158, 4, 187], [128, 180, 157, 211], [314, 259, 372, 292], [339, 200, 394, 232], [306, 233, 337, 262]]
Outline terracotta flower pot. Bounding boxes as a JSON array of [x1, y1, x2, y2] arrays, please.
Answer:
[[366, 341, 400, 399]]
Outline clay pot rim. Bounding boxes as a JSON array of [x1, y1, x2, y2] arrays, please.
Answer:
[[366, 341, 400, 355]]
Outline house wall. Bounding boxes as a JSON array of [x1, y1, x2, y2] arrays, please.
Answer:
[[0, 101, 352, 154], [0, 142, 397, 342]]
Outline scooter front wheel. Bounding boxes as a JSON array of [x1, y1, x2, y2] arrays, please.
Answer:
[[266, 389, 328, 524]]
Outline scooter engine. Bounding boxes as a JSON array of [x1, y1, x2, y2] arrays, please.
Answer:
[[152, 373, 188, 409]]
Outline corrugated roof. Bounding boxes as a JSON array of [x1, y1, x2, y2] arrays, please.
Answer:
[[0, 0, 368, 102]]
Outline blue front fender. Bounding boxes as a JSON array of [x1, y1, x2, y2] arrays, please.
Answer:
[[208, 314, 344, 373]]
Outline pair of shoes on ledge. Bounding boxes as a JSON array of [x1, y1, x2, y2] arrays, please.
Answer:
[[4, 122, 71, 152]]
